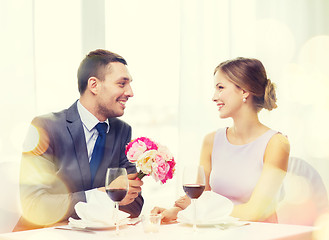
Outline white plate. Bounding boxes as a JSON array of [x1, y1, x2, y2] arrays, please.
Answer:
[[177, 191, 234, 225]]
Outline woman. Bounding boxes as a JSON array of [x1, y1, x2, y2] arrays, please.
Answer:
[[152, 57, 290, 223]]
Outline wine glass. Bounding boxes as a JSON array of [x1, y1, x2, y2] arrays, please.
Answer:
[[105, 168, 128, 235], [182, 165, 205, 231]]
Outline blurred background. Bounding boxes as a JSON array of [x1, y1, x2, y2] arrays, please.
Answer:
[[1, 0, 329, 231]]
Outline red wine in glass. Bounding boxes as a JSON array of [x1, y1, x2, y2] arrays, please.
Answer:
[[182, 166, 205, 231], [183, 184, 205, 199], [105, 168, 128, 235], [106, 189, 128, 202]]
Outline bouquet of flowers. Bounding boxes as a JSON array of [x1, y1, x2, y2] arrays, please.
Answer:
[[125, 137, 176, 184]]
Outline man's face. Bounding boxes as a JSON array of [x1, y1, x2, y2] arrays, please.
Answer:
[[96, 62, 133, 119]]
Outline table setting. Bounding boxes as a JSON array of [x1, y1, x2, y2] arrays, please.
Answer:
[[2, 180, 312, 240], [67, 187, 248, 233], [0, 180, 316, 240], [0, 216, 315, 240], [0, 137, 316, 239]]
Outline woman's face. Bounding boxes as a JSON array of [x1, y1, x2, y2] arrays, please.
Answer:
[[212, 70, 245, 119]]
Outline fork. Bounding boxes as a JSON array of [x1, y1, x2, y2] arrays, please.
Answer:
[[54, 227, 95, 234]]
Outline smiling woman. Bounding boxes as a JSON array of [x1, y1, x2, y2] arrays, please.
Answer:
[[152, 57, 290, 223]]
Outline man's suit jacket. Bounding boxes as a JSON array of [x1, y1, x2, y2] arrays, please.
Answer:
[[19, 101, 143, 227]]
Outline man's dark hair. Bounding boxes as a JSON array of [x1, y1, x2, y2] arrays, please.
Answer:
[[77, 49, 127, 94]]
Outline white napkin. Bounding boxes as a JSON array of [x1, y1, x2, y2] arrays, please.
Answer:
[[68, 190, 130, 229], [177, 191, 235, 225]]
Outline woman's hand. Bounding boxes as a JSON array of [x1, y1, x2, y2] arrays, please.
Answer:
[[151, 206, 182, 223], [174, 195, 191, 210]]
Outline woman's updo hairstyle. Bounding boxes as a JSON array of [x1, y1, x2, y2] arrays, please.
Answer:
[[214, 57, 277, 111]]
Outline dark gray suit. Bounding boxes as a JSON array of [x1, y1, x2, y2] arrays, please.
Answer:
[[19, 101, 143, 227]]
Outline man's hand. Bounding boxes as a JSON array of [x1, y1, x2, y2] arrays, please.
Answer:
[[119, 173, 143, 206], [98, 173, 143, 205], [97, 186, 106, 192]]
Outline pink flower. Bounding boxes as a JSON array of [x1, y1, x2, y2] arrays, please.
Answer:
[[126, 140, 147, 162], [152, 155, 170, 182], [126, 137, 157, 154], [136, 137, 157, 150], [163, 159, 176, 183], [157, 145, 173, 161]]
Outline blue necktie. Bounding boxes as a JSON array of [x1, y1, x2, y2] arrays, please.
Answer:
[[90, 122, 108, 184]]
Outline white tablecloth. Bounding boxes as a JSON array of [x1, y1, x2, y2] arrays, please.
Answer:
[[0, 221, 315, 240]]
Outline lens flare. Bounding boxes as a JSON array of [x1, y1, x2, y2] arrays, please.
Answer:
[[314, 213, 329, 240], [299, 35, 329, 77], [296, 35, 329, 108], [284, 174, 311, 204], [281, 63, 307, 104], [277, 174, 319, 225], [247, 18, 295, 64], [281, 63, 329, 106], [22, 124, 49, 156], [20, 156, 71, 226], [20, 174, 71, 226]]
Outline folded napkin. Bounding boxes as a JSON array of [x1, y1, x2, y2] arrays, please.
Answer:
[[68, 190, 130, 228], [177, 191, 235, 225]]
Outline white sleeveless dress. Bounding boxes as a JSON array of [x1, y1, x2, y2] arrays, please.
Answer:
[[209, 127, 279, 221]]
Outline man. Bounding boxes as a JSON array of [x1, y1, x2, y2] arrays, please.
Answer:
[[18, 49, 143, 229]]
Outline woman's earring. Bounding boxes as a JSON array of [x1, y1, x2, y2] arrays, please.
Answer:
[[243, 98, 247, 103]]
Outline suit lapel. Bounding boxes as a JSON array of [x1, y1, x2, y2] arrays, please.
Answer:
[[66, 102, 92, 190]]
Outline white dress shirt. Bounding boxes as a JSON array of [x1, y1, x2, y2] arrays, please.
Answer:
[[77, 100, 110, 201], [77, 100, 109, 162]]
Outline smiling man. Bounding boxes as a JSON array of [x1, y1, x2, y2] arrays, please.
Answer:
[[18, 49, 143, 229]]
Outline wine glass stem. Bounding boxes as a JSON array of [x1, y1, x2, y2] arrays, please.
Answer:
[[115, 202, 119, 234], [192, 199, 197, 232]]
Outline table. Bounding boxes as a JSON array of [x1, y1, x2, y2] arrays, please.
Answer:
[[0, 221, 315, 240]]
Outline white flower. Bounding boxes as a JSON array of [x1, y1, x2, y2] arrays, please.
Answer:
[[136, 150, 157, 174]]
